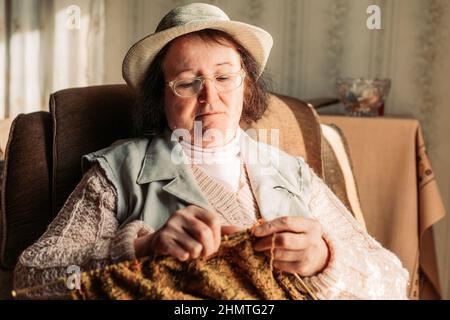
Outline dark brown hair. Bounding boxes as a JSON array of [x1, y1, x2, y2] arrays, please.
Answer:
[[134, 29, 271, 136]]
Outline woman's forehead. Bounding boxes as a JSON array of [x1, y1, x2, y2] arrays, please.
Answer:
[[163, 35, 241, 75]]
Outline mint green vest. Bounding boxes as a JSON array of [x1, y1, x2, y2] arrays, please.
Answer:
[[82, 130, 313, 231]]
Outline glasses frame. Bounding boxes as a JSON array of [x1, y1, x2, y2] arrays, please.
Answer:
[[166, 69, 246, 98]]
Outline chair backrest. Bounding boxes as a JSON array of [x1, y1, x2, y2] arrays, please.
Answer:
[[321, 124, 366, 230], [240, 93, 323, 178], [1, 112, 53, 269], [0, 84, 326, 269], [50, 85, 136, 217]]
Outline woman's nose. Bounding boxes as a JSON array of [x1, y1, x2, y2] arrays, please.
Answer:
[[198, 79, 219, 104]]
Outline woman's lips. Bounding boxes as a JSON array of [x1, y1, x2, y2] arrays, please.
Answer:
[[195, 112, 223, 119]]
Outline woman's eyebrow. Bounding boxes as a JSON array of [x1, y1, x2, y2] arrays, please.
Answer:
[[180, 62, 233, 71], [174, 62, 235, 77], [216, 62, 234, 67]]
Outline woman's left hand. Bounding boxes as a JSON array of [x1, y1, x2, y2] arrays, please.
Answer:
[[253, 216, 330, 277]]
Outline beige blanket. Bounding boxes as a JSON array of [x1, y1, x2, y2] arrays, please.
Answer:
[[320, 115, 446, 300]]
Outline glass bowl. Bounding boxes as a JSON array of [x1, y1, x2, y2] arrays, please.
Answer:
[[336, 78, 391, 116]]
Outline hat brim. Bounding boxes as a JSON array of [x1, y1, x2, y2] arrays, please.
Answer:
[[122, 20, 273, 89]]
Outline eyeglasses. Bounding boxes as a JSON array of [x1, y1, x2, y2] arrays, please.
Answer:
[[166, 69, 246, 98]]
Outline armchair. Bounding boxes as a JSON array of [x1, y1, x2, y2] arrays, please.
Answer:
[[0, 85, 364, 298]]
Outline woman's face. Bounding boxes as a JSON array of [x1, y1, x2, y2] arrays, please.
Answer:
[[162, 34, 244, 148]]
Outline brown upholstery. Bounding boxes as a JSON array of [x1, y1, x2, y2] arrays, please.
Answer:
[[241, 94, 323, 178], [50, 85, 136, 217], [321, 123, 366, 229], [322, 127, 352, 211], [0, 85, 343, 271], [1, 112, 53, 269]]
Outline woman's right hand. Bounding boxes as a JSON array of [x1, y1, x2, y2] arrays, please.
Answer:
[[134, 205, 241, 260]]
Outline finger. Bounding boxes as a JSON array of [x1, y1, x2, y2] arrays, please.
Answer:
[[183, 224, 214, 259], [180, 217, 215, 257], [164, 239, 190, 261], [173, 232, 204, 259], [169, 207, 218, 257], [273, 248, 305, 262], [221, 225, 244, 236], [253, 232, 309, 251], [254, 216, 316, 237], [151, 232, 190, 261], [273, 260, 310, 275], [190, 207, 222, 251], [273, 260, 317, 277]]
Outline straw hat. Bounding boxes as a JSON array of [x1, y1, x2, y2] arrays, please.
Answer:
[[122, 2, 273, 89]]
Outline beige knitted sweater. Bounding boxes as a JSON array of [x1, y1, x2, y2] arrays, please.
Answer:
[[13, 162, 409, 299]]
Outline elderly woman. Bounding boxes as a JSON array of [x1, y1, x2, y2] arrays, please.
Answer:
[[14, 3, 408, 299]]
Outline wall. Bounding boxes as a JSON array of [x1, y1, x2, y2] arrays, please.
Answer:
[[1, 0, 449, 298]]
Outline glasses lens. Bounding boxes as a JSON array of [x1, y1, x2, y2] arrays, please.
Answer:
[[174, 79, 203, 97], [173, 71, 244, 97], [214, 74, 242, 92]]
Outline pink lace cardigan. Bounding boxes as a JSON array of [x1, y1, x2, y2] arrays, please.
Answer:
[[13, 163, 409, 299]]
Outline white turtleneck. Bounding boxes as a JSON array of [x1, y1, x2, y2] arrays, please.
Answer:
[[180, 129, 242, 192]]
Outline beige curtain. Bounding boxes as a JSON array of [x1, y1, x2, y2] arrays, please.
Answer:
[[0, 0, 105, 119], [0, 0, 449, 298]]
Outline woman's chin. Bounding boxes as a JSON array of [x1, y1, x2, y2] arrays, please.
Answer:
[[199, 118, 230, 133], [191, 125, 235, 147]]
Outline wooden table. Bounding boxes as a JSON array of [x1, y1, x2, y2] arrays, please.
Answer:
[[320, 115, 446, 299]]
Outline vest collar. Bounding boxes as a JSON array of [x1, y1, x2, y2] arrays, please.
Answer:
[[137, 129, 216, 211], [136, 128, 306, 221], [137, 129, 183, 183], [136, 128, 287, 185]]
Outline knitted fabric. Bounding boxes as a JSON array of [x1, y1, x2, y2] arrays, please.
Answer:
[[69, 230, 316, 300]]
